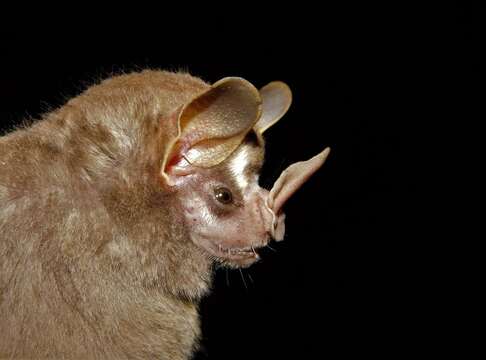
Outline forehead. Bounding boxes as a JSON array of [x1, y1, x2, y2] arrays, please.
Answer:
[[226, 131, 265, 190]]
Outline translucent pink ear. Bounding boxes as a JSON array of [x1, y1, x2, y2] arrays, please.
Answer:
[[162, 77, 262, 184], [254, 81, 292, 134]]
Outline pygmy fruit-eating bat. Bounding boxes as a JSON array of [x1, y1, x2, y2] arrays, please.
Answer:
[[0, 70, 329, 359]]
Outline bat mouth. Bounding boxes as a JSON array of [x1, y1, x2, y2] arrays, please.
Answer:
[[218, 244, 259, 257], [192, 232, 271, 268], [209, 242, 268, 267]]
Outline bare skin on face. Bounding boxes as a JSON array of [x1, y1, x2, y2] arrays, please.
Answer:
[[0, 70, 329, 359], [174, 135, 273, 268]]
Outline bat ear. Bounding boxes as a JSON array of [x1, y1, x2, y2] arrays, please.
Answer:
[[254, 81, 292, 134], [162, 77, 262, 184]]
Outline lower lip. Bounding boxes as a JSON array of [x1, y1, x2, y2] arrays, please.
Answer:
[[212, 246, 259, 262]]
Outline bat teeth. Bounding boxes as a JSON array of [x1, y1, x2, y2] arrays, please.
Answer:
[[217, 244, 261, 257]]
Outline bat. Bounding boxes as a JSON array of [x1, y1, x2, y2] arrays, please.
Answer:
[[0, 70, 329, 359]]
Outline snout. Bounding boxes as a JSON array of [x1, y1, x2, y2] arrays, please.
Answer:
[[255, 188, 286, 242]]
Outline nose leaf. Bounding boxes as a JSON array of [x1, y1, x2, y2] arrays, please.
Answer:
[[267, 147, 330, 216]]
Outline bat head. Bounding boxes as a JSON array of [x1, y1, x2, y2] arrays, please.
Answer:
[[162, 78, 329, 268]]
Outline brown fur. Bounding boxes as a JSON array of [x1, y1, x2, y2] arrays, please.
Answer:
[[0, 71, 229, 359]]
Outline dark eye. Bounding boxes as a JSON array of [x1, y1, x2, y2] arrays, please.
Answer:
[[214, 187, 233, 205]]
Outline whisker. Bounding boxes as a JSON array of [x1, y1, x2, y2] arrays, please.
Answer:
[[247, 273, 254, 284], [266, 244, 277, 252], [239, 269, 248, 290]]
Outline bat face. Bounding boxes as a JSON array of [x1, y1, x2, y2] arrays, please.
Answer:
[[172, 133, 272, 267], [161, 79, 330, 268]]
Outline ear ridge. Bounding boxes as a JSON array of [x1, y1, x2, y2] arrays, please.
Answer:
[[161, 77, 262, 184], [255, 81, 292, 134]]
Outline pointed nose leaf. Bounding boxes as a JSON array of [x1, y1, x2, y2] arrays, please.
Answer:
[[268, 147, 330, 215]]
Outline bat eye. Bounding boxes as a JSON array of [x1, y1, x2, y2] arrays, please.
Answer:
[[214, 187, 233, 205]]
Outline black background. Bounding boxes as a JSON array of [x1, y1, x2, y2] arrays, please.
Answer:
[[0, 3, 472, 358]]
